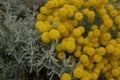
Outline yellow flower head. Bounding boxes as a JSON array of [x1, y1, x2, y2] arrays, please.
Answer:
[[57, 51, 66, 60], [87, 11, 95, 23], [61, 73, 71, 80], [67, 37, 75, 43], [35, 21, 48, 32], [40, 6, 51, 14], [65, 41, 75, 53], [80, 54, 89, 64], [74, 50, 82, 58], [105, 44, 115, 54], [112, 68, 120, 77], [72, 0, 84, 8], [59, 8, 68, 17], [71, 28, 82, 38], [41, 32, 50, 43], [78, 26, 85, 34], [93, 54, 103, 62], [77, 36, 84, 44], [57, 24, 67, 34], [103, 19, 113, 28], [52, 0, 60, 7], [82, 8, 90, 15], [110, 9, 118, 17], [86, 47, 95, 56], [98, 8, 107, 16], [36, 13, 45, 21], [74, 12, 83, 21], [73, 67, 83, 78], [106, 4, 114, 12], [93, 29, 101, 37], [48, 29, 61, 40], [101, 32, 111, 41], [114, 16, 120, 25], [96, 47, 106, 56], [96, 62, 104, 70], [56, 43, 62, 52]]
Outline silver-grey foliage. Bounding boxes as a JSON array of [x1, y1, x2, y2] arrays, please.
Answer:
[[0, 0, 75, 80]]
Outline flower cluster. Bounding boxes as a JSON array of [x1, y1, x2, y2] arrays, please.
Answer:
[[36, 0, 120, 80]]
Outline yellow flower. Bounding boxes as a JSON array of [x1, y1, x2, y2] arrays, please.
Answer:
[[44, 21, 52, 31], [47, 15, 54, 22], [57, 51, 66, 60], [87, 31, 94, 38], [52, 0, 59, 7], [92, 72, 99, 80], [35, 21, 48, 32], [57, 24, 67, 34], [109, 39, 117, 46], [40, 6, 50, 14], [45, 1, 54, 8], [111, 68, 120, 77], [73, 67, 83, 78], [71, 20, 78, 27], [93, 68, 100, 75], [96, 47, 106, 56], [61, 73, 71, 80], [101, 32, 111, 41], [61, 40, 67, 50], [96, 62, 104, 70], [82, 8, 90, 15], [74, 50, 82, 58], [71, 28, 82, 38], [81, 77, 89, 80], [100, 39, 109, 46], [59, 0, 66, 5], [48, 29, 61, 40], [72, 0, 84, 8], [105, 44, 115, 54], [77, 36, 84, 44], [86, 63, 94, 70], [59, 8, 67, 17], [92, 42, 100, 48], [67, 37, 75, 43], [113, 47, 120, 56], [93, 54, 103, 62], [84, 2, 91, 8], [102, 14, 110, 20], [114, 16, 120, 25], [110, 9, 118, 17], [91, 25, 98, 31], [100, 24, 108, 32], [78, 26, 85, 34], [74, 12, 83, 21], [82, 38, 89, 45], [41, 32, 50, 43], [36, 13, 45, 21], [67, 8, 75, 18], [88, 0, 97, 6], [98, 8, 107, 16], [65, 41, 75, 53], [86, 47, 95, 56], [103, 19, 113, 28], [76, 64, 84, 69], [87, 11, 95, 23], [80, 54, 89, 64], [106, 4, 114, 12], [56, 43, 62, 52], [93, 29, 101, 37]]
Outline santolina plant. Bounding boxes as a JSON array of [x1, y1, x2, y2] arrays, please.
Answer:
[[36, 0, 120, 80]]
